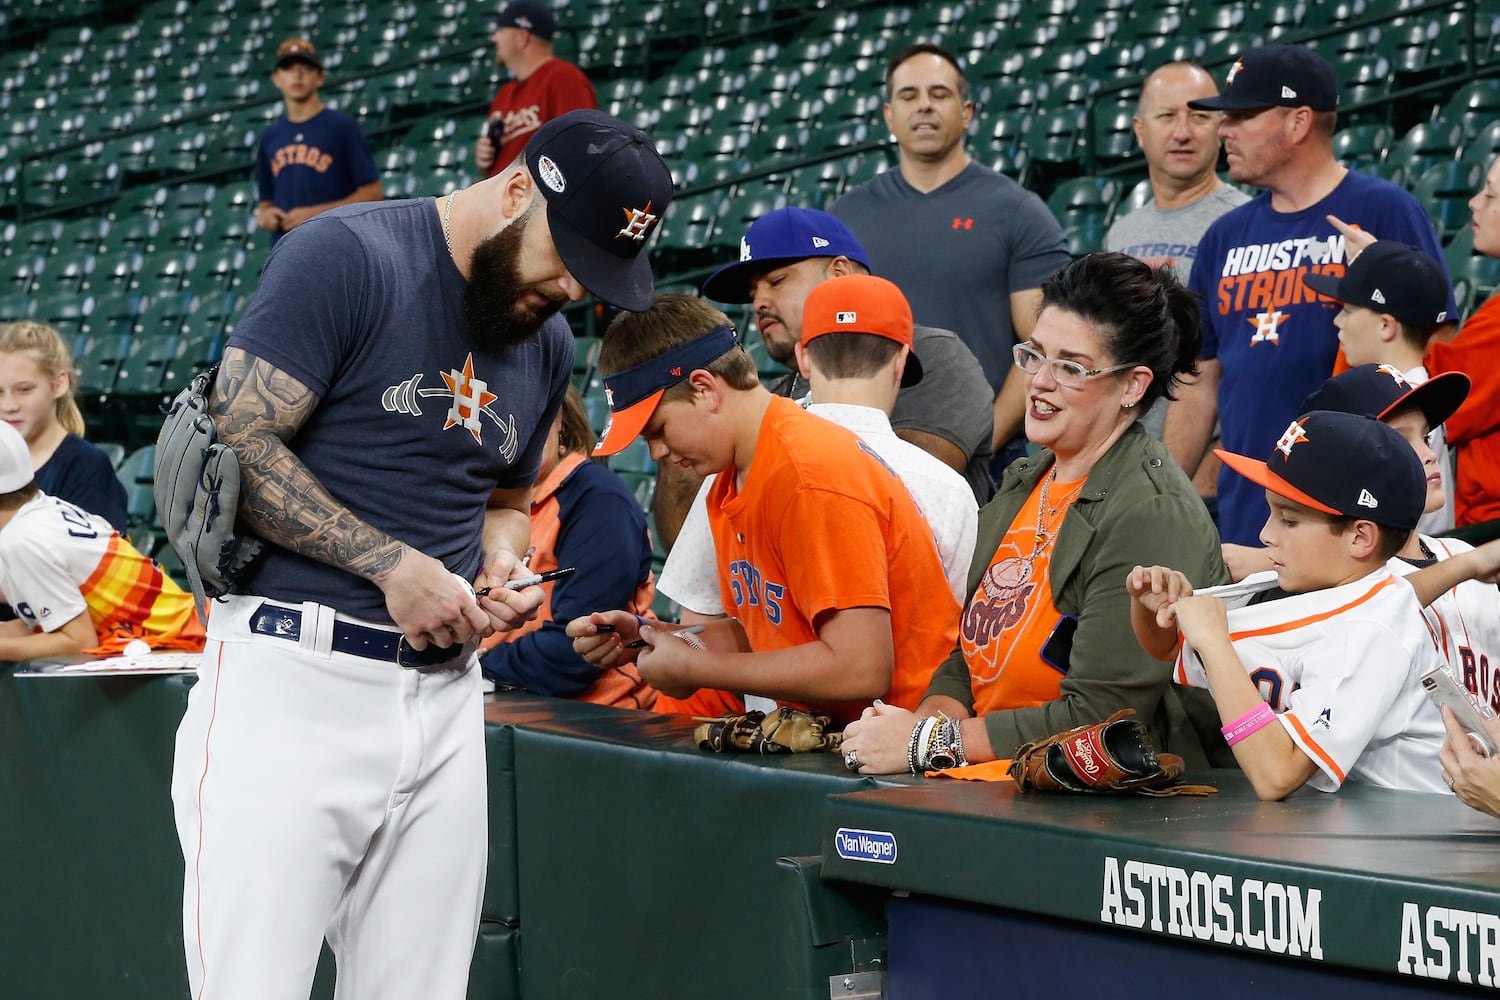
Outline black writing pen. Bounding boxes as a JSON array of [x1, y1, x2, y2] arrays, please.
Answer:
[[474, 567, 575, 597]]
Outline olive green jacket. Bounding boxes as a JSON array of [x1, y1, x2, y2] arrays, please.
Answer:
[[924, 423, 1231, 766]]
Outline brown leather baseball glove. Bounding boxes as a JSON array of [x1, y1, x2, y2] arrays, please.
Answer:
[[694, 707, 844, 754], [1009, 709, 1216, 797]]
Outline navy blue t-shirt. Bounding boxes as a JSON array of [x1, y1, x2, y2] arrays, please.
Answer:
[[257, 108, 379, 245], [230, 198, 572, 621], [34, 433, 128, 534], [1190, 170, 1455, 545]]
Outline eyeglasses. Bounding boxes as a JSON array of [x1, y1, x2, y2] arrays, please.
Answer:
[[1012, 343, 1138, 388]]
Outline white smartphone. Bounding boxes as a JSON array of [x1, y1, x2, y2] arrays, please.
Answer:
[[1421, 666, 1496, 757]]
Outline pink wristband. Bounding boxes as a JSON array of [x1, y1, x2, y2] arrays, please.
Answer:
[[1222, 703, 1277, 746]]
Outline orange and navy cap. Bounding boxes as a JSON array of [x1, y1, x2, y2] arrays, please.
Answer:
[[274, 38, 323, 71], [593, 323, 738, 456], [524, 110, 672, 312], [1299, 363, 1470, 431], [1215, 410, 1424, 530], [801, 274, 923, 388]]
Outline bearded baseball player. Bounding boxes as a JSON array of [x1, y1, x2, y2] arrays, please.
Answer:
[[169, 109, 670, 1000]]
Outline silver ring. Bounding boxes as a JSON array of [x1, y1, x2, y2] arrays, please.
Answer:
[[844, 749, 861, 772], [1446, 773, 1456, 790]]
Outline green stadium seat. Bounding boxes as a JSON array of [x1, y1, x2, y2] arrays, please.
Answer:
[[87, 294, 141, 337], [115, 444, 156, 526], [1092, 99, 1138, 164], [0, 255, 39, 296], [1025, 107, 1087, 165], [31, 251, 90, 297], [88, 248, 144, 297], [573, 335, 600, 391], [166, 332, 224, 387], [75, 333, 132, 401], [1440, 79, 1500, 145], [1411, 161, 1484, 241], [1362, 161, 1409, 189], [114, 333, 180, 397], [1047, 176, 1121, 234], [1332, 124, 1394, 171], [55, 217, 109, 256], [133, 292, 193, 340], [29, 290, 90, 338], [5, 218, 61, 257], [650, 195, 717, 263], [783, 160, 848, 211], [609, 438, 656, 475], [1389, 120, 1464, 179]]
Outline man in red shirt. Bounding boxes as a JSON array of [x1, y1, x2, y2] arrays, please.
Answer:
[[475, 1, 596, 177]]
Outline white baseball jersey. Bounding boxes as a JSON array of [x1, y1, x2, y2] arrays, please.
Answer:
[[1392, 535, 1500, 712], [1174, 568, 1450, 795], [0, 493, 198, 645], [657, 402, 977, 613]]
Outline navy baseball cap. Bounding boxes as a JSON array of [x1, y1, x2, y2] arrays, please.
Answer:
[[1299, 364, 1470, 431], [524, 110, 672, 312], [700, 207, 872, 304], [496, 0, 556, 40], [1187, 45, 1337, 112], [1217, 410, 1424, 530], [1301, 241, 1452, 329], [594, 324, 738, 456], [274, 38, 323, 71]]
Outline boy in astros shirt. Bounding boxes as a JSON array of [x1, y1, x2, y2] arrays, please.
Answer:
[[566, 292, 957, 725], [0, 421, 203, 660], [1128, 410, 1450, 799]]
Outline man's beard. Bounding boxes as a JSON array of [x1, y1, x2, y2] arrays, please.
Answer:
[[462, 210, 565, 352]]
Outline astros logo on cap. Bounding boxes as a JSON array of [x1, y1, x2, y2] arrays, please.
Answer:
[[1226, 58, 1245, 83], [617, 202, 658, 243], [1375, 364, 1410, 388], [1275, 417, 1310, 459]]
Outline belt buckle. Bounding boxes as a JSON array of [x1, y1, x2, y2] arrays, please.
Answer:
[[395, 634, 466, 672]]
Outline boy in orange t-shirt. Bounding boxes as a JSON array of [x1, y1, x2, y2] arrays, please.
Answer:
[[566, 293, 958, 725]]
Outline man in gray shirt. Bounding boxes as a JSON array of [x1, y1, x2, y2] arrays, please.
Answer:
[[1107, 62, 1249, 441], [833, 43, 1069, 478]]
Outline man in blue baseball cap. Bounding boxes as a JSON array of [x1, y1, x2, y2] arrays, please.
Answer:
[[686, 206, 993, 510]]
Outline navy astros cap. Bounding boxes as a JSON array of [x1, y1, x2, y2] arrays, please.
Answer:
[[524, 109, 672, 312], [496, 0, 556, 40], [1187, 45, 1337, 112], [274, 38, 323, 71], [1300, 363, 1471, 432], [701, 207, 872, 304], [1301, 241, 1452, 330], [1217, 410, 1425, 531]]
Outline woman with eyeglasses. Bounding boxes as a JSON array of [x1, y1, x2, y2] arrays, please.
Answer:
[[839, 252, 1228, 776]]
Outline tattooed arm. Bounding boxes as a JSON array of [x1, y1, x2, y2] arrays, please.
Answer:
[[212, 346, 490, 648]]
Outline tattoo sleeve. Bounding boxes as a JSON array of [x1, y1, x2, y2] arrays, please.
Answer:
[[212, 347, 405, 582]]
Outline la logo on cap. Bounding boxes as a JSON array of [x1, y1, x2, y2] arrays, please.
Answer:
[[836, 311, 857, 323], [739, 237, 752, 262], [1275, 417, 1310, 458]]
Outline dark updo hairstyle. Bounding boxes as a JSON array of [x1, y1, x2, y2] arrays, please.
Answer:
[[1037, 251, 1202, 414]]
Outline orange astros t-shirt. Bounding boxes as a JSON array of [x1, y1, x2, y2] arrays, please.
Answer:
[[703, 396, 958, 725], [960, 471, 1084, 716]]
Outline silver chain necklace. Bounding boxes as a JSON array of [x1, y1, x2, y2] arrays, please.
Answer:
[[442, 191, 455, 258]]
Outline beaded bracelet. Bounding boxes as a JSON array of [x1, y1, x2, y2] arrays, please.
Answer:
[[906, 719, 924, 774], [1222, 703, 1277, 746]]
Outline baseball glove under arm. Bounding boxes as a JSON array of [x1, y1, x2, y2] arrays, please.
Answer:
[[694, 707, 844, 754], [1009, 709, 1217, 797]]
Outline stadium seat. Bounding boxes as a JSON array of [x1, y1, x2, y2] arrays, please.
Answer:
[[1389, 120, 1464, 179], [1410, 161, 1484, 241], [115, 444, 156, 526], [5, 218, 61, 258], [1465, 120, 1500, 171], [75, 333, 133, 401], [1092, 99, 1139, 165], [1439, 79, 1500, 145], [1332, 124, 1395, 171], [29, 290, 90, 338], [1047, 176, 1121, 236], [1024, 107, 1087, 165], [609, 437, 656, 475], [114, 333, 180, 397]]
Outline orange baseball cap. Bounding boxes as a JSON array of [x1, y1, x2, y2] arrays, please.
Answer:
[[800, 274, 923, 387]]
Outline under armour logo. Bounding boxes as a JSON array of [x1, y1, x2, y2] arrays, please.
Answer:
[[1357, 488, 1379, 509], [1275, 418, 1309, 458], [1281, 85, 1297, 99], [1248, 309, 1287, 345], [616, 201, 658, 243], [1371, 288, 1386, 305], [952, 217, 973, 230], [1226, 59, 1244, 84], [812, 236, 830, 248]]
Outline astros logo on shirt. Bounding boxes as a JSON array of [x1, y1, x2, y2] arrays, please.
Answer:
[[380, 352, 519, 460]]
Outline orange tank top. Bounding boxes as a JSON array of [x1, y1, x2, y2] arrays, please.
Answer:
[[960, 469, 1084, 716]]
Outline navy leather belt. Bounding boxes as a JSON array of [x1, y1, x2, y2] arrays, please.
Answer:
[[249, 603, 464, 670]]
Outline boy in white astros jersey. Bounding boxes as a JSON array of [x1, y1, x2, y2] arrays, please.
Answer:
[[1128, 410, 1450, 799]]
